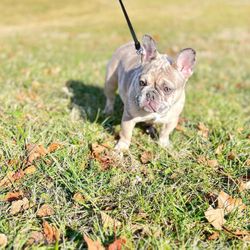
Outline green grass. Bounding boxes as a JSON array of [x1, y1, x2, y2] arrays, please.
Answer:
[[0, 0, 250, 249]]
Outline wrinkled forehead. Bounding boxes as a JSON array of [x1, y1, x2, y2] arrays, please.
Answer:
[[141, 55, 184, 87]]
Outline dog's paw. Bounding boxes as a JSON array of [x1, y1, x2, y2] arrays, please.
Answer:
[[158, 138, 172, 149], [114, 140, 130, 152]]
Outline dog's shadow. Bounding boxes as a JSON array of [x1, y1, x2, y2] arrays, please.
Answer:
[[66, 80, 123, 128]]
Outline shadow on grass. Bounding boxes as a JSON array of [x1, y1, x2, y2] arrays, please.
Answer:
[[66, 80, 123, 127]]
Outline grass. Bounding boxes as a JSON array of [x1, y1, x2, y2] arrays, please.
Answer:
[[0, 0, 249, 249]]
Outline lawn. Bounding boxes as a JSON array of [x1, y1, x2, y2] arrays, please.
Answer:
[[0, 0, 249, 249]]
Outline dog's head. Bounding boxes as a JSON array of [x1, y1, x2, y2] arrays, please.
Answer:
[[136, 35, 196, 113]]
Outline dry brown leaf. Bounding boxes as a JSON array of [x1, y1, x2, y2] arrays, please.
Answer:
[[37, 204, 54, 217], [208, 231, 220, 240], [239, 181, 250, 192], [26, 231, 44, 245], [108, 238, 126, 250], [3, 191, 23, 202], [10, 197, 30, 215], [197, 122, 209, 138], [73, 192, 85, 204], [205, 206, 226, 230], [234, 229, 250, 236], [47, 143, 62, 153], [91, 143, 114, 170], [246, 159, 250, 166], [0, 234, 7, 247], [24, 165, 37, 175], [217, 191, 246, 214], [175, 124, 185, 132], [0, 171, 24, 188], [100, 212, 121, 229], [26, 144, 48, 165], [43, 221, 60, 244], [140, 151, 153, 164], [215, 144, 224, 155], [227, 151, 236, 160], [84, 234, 105, 250], [207, 159, 219, 168]]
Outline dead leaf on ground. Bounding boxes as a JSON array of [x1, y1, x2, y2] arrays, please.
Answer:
[[43, 221, 60, 244], [0, 171, 24, 188], [26, 144, 48, 165], [91, 143, 114, 170], [175, 124, 185, 132], [197, 122, 209, 138], [140, 151, 153, 164], [207, 159, 219, 168], [208, 231, 220, 240], [24, 165, 37, 175], [10, 197, 30, 215], [215, 144, 224, 155], [83, 234, 105, 250], [246, 159, 250, 166], [26, 231, 44, 245], [217, 191, 246, 214], [108, 238, 126, 250], [205, 206, 226, 230], [100, 212, 121, 229], [73, 192, 85, 204], [2, 191, 24, 202], [47, 143, 62, 153], [0, 234, 7, 247], [227, 151, 236, 160], [239, 180, 250, 192], [37, 204, 54, 217]]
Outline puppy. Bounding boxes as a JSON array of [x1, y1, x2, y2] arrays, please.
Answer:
[[104, 35, 196, 151]]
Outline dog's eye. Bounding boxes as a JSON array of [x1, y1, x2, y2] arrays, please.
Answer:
[[139, 80, 147, 87], [164, 86, 172, 93]]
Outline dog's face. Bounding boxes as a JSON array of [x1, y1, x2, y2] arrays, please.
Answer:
[[135, 35, 196, 114]]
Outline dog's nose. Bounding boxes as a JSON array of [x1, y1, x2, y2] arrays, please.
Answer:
[[146, 91, 156, 101]]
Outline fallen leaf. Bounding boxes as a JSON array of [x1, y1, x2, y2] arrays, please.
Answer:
[[197, 122, 209, 138], [0, 171, 24, 188], [91, 143, 114, 170], [239, 181, 250, 192], [175, 124, 185, 132], [140, 151, 153, 164], [246, 159, 250, 166], [10, 197, 30, 215], [24, 165, 37, 175], [234, 229, 250, 236], [215, 144, 224, 155], [227, 151, 236, 160], [43, 221, 60, 244], [205, 206, 225, 230], [207, 159, 219, 168], [108, 238, 126, 250], [26, 231, 44, 245], [73, 192, 85, 204], [3, 191, 23, 202], [217, 191, 246, 214], [47, 143, 62, 153], [100, 212, 121, 229], [83, 234, 105, 250], [26, 144, 48, 165], [0, 234, 7, 247], [37, 204, 54, 217], [208, 231, 220, 240]]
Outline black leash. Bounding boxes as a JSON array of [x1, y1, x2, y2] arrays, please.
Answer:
[[118, 0, 143, 54]]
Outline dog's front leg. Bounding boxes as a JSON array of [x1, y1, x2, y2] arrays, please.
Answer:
[[159, 118, 179, 148], [115, 112, 136, 151]]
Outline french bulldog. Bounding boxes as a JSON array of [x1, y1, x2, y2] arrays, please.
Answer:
[[104, 35, 196, 151]]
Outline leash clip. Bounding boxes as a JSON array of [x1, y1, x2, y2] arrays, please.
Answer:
[[136, 47, 144, 55]]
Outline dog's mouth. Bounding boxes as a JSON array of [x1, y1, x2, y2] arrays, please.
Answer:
[[141, 101, 160, 113]]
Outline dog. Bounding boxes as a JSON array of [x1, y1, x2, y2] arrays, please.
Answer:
[[104, 35, 196, 151]]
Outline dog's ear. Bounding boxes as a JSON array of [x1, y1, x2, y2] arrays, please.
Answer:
[[176, 48, 196, 79], [141, 34, 157, 63]]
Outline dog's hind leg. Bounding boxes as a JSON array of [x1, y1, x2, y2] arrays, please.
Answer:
[[104, 63, 118, 115]]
